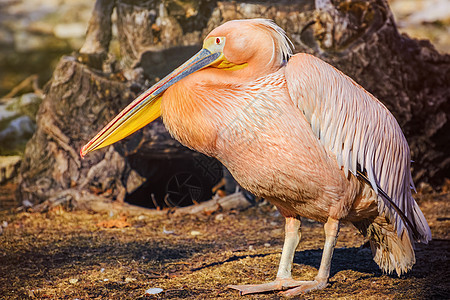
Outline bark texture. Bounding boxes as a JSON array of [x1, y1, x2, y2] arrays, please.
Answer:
[[18, 0, 449, 209], [19, 56, 132, 207]]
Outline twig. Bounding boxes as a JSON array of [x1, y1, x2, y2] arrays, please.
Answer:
[[151, 193, 160, 210], [2, 75, 43, 101]]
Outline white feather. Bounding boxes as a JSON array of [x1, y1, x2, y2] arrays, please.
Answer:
[[284, 53, 431, 243], [253, 21, 432, 244]]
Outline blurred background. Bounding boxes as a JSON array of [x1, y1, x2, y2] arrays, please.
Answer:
[[1, 0, 448, 98]]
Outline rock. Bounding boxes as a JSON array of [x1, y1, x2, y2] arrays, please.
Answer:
[[0, 93, 42, 155], [6, 93, 42, 121], [53, 23, 87, 39], [0, 115, 35, 144], [144, 288, 163, 295]]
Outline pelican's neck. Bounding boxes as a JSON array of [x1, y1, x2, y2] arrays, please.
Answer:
[[210, 56, 283, 84], [160, 64, 284, 155]]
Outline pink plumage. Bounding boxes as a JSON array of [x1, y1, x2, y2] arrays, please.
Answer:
[[160, 19, 431, 294], [82, 19, 431, 296]]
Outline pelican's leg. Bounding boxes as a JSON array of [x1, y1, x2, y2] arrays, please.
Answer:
[[228, 217, 304, 295], [277, 217, 301, 280], [228, 216, 340, 296], [280, 216, 340, 296]]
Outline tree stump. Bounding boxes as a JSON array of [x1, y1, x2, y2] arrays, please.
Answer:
[[18, 56, 132, 208], [18, 0, 449, 210]]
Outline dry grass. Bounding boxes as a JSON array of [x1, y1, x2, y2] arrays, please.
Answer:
[[0, 187, 449, 299]]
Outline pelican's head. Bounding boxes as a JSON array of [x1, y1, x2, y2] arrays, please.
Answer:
[[206, 19, 293, 74], [80, 19, 293, 157]]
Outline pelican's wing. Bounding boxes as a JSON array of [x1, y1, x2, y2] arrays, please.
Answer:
[[285, 54, 431, 242]]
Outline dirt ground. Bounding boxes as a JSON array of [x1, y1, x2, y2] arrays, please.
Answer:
[[0, 184, 449, 299]]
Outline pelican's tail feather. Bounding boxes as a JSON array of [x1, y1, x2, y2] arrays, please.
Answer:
[[354, 215, 415, 276]]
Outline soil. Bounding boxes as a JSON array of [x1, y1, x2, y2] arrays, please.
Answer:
[[0, 184, 449, 299]]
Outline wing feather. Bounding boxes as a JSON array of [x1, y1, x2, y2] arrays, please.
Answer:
[[285, 54, 431, 243]]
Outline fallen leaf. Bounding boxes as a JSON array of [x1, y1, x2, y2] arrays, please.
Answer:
[[151, 24, 161, 31], [96, 216, 131, 229]]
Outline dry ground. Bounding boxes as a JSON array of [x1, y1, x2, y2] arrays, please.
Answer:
[[0, 186, 449, 299]]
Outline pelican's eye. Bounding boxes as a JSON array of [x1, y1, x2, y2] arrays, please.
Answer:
[[215, 37, 223, 45]]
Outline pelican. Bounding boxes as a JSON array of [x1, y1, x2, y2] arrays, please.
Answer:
[[81, 19, 431, 296]]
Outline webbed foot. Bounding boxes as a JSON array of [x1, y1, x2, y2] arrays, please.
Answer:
[[228, 277, 326, 296]]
